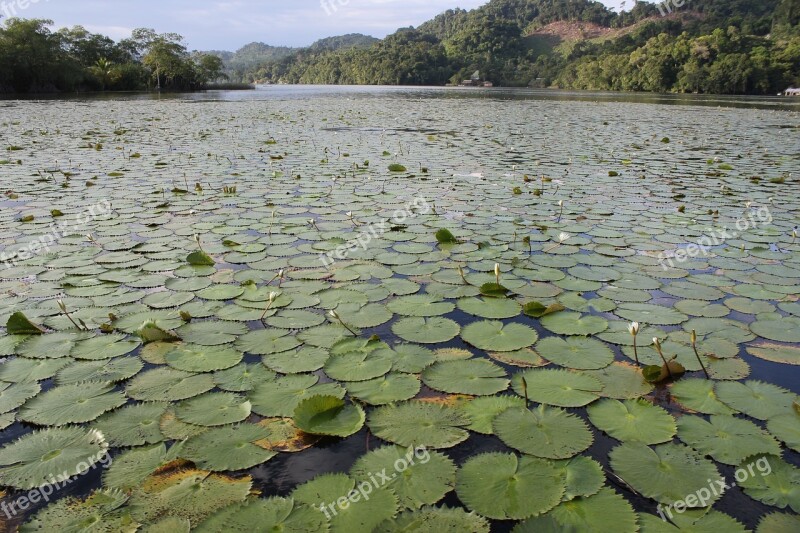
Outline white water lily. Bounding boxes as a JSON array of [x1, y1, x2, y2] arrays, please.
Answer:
[[628, 322, 639, 336], [268, 292, 278, 302], [328, 310, 339, 319], [558, 232, 571, 243]]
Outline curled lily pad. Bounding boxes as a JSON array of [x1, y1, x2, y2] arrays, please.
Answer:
[[6, 311, 45, 334], [293, 395, 365, 437], [456, 452, 565, 520]]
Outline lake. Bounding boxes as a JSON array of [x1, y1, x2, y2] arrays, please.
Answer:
[[0, 86, 798, 531]]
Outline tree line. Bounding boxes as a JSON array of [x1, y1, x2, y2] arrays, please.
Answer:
[[245, 0, 799, 94], [0, 19, 225, 93]]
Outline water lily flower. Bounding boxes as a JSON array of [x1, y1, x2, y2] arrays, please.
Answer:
[[628, 322, 639, 336], [494, 263, 501, 285]]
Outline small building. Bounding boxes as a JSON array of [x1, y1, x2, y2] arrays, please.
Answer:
[[460, 71, 493, 87], [785, 88, 800, 96]]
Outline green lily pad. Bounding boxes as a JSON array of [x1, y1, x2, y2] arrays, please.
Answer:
[[540, 312, 608, 336], [174, 392, 251, 426], [677, 414, 781, 465], [534, 336, 614, 370], [19, 380, 126, 426], [738, 454, 800, 513], [456, 452, 565, 520], [461, 321, 538, 352], [494, 405, 594, 459], [422, 359, 509, 396], [609, 442, 721, 506], [392, 317, 460, 344], [0, 427, 109, 489], [294, 395, 365, 437], [587, 399, 676, 444], [351, 445, 456, 509], [511, 369, 602, 407], [367, 401, 469, 449], [715, 380, 798, 420], [181, 424, 276, 471]]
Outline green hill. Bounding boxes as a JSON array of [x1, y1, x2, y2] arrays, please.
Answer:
[[243, 0, 800, 94]]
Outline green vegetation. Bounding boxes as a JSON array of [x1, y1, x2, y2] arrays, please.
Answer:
[[0, 20, 226, 92], [243, 0, 800, 94]]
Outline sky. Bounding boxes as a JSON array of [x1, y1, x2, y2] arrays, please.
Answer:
[[2, 0, 628, 51]]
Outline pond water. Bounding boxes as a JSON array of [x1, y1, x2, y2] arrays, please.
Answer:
[[0, 87, 798, 531]]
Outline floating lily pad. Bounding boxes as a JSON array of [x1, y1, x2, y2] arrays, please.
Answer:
[[294, 395, 365, 437], [165, 343, 243, 373], [456, 452, 565, 520], [174, 392, 251, 426], [540, 312, 608, 336], [195, 497, 326, 533], [609, 442, 721, 506], [345, 373, 420, 405], [19, 380, 126, 426], [181, 424, 276, 471], [94, 402, 167, 447], [392, 317, 460, 344], [0, 427, 109, 489], [422, 359, 509, 396], [351, 445, 456, 509], [494, 406, 593, 459], [513, 488, 637, 533], [738, 454, 800, 513], [535, 336, 614, 370], [715, 380, 798, 420], [368, 401, 469, 449], [677, 414, 781, 465], [461, 321, 538, 352], [511, 369, 602, 407], [587, 399, 676, 444]]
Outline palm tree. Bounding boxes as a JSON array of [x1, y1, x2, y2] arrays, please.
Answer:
[[90, 58, 116, 91]]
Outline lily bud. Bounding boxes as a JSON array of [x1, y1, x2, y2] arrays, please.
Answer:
[[653, 337, 661, 349], [628, 322, 639, 336], [328, 310, 339, 319], [278, 269, 285, 278], [268, 292, 278, 302], [691, 329, 697, 344], [558, 200, 564, 207], [57, 299, 67, 312], [494, 263, 500, 278]]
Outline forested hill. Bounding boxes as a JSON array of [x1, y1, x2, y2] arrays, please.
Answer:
[[245, 0, 800, 94]]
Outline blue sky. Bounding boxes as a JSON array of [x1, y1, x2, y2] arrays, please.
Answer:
[[4, 0, 626, 51]]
